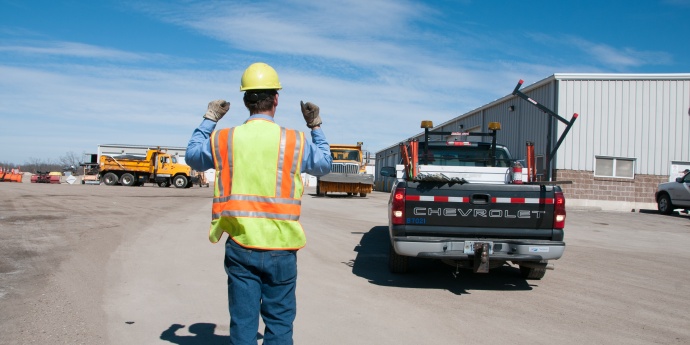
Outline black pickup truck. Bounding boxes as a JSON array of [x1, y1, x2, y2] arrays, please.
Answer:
[[380, 139, 566, 279]]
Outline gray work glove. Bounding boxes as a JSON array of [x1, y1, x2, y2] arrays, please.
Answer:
[[300, 101, 322, 128], [203, 100, 230, 122]]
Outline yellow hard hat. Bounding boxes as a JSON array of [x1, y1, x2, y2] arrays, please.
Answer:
[[240, 62, 282, 91]]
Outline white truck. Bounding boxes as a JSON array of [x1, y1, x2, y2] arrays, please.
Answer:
[[380, 121, 567, 279]]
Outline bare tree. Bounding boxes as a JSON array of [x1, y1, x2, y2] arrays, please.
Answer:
[[2, 152, 86, 174], [59, 151, 82, 173], [23, 157, 61, 173], [0, 161, 18, 172]]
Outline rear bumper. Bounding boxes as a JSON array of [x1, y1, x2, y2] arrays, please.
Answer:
[[392, 237, 565, 261]]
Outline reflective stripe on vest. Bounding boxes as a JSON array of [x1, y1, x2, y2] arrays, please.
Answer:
[[209, 119, 306, 249]]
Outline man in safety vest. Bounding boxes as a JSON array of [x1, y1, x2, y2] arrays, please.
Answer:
[[185, 62, 331, 344]]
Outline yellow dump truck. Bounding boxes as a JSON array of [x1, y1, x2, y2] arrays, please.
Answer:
[[99, 149, 194, 188], [317, 143, 374, 197]]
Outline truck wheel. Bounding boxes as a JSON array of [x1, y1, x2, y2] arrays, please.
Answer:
[[173, 175, 188, 188], [359, 193, 366, 197], [519, 261, 547, 280], [103, 173, 119, 186], [657, 193, 674, 215], [389, 243, 409, 273], [120, 173, 135, 187]]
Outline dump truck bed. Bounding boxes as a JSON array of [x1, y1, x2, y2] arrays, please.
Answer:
[[100, 155, 155, 174]]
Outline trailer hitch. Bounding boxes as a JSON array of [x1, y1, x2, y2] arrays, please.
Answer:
[[473, 242, 490, 273]]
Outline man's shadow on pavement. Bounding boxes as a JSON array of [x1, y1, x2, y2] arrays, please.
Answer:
[[160, 323, 263, 345]]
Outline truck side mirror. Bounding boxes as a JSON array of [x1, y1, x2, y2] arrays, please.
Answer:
[[677, 177, 684, 183], [380, 166, 396, 177]]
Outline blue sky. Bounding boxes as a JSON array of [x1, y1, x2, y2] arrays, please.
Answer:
[[1, 0, 689, 165]]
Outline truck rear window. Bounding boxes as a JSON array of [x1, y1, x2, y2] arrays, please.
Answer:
[[418, 146, 512, 167]]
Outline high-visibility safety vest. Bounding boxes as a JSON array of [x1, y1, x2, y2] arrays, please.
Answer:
[[209, 119, 307, 250]]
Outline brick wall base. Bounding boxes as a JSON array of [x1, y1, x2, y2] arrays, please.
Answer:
[[553, 169, 666, 204]]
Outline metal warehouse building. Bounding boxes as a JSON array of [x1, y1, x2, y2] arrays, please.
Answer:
[[375, 73, 690, 211]]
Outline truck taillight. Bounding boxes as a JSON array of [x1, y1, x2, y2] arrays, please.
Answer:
[[391, 187, 406, 225], [553, 191, 566, 229]]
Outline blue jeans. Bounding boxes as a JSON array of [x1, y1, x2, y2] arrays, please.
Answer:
[[224, 238, 298, 345]]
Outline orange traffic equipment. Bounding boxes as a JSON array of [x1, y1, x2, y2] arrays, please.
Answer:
[[399, 140, 419, 181], [411, 140, 418, 179], [3, 172, 18, 182], [11, 168, 23, 182], [399, 142, 410, 180], [526, 141, 536, 182]]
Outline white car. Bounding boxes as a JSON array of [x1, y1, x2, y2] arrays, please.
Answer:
[[656, 171, 690, 214]]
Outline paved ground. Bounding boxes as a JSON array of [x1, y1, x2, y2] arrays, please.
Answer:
[[1, 182, 689, 344]]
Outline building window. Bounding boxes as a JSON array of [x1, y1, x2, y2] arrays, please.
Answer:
[[594, 156, 635, 179]]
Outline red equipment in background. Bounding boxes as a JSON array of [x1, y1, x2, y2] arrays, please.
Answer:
[[30, 171, 61, 184], [526, 141, 536, 182], [31, 171, 50, 183]]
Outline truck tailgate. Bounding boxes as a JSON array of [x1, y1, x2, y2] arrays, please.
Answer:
[[402, 182, 558, 236]]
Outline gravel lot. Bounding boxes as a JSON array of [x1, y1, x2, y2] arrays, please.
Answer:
[[1, 182, 689, 344]]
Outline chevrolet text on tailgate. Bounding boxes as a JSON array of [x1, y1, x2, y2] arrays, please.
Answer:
[[381, 120, 567, 279]]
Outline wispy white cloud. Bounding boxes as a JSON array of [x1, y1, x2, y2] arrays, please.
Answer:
[[0, 40, 160, 62], [569, 37, 673, 69], [0, 64, 232, 156], [131, 0, 445, 72], [527, 33, 673, 70], [0, 25, 41, 37]]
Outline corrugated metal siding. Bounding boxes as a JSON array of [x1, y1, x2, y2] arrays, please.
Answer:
[[499, 82, 555, 162], [557, 78, 690, 175], [375, 146, 402, 191], [454, 112, 484, 135]]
